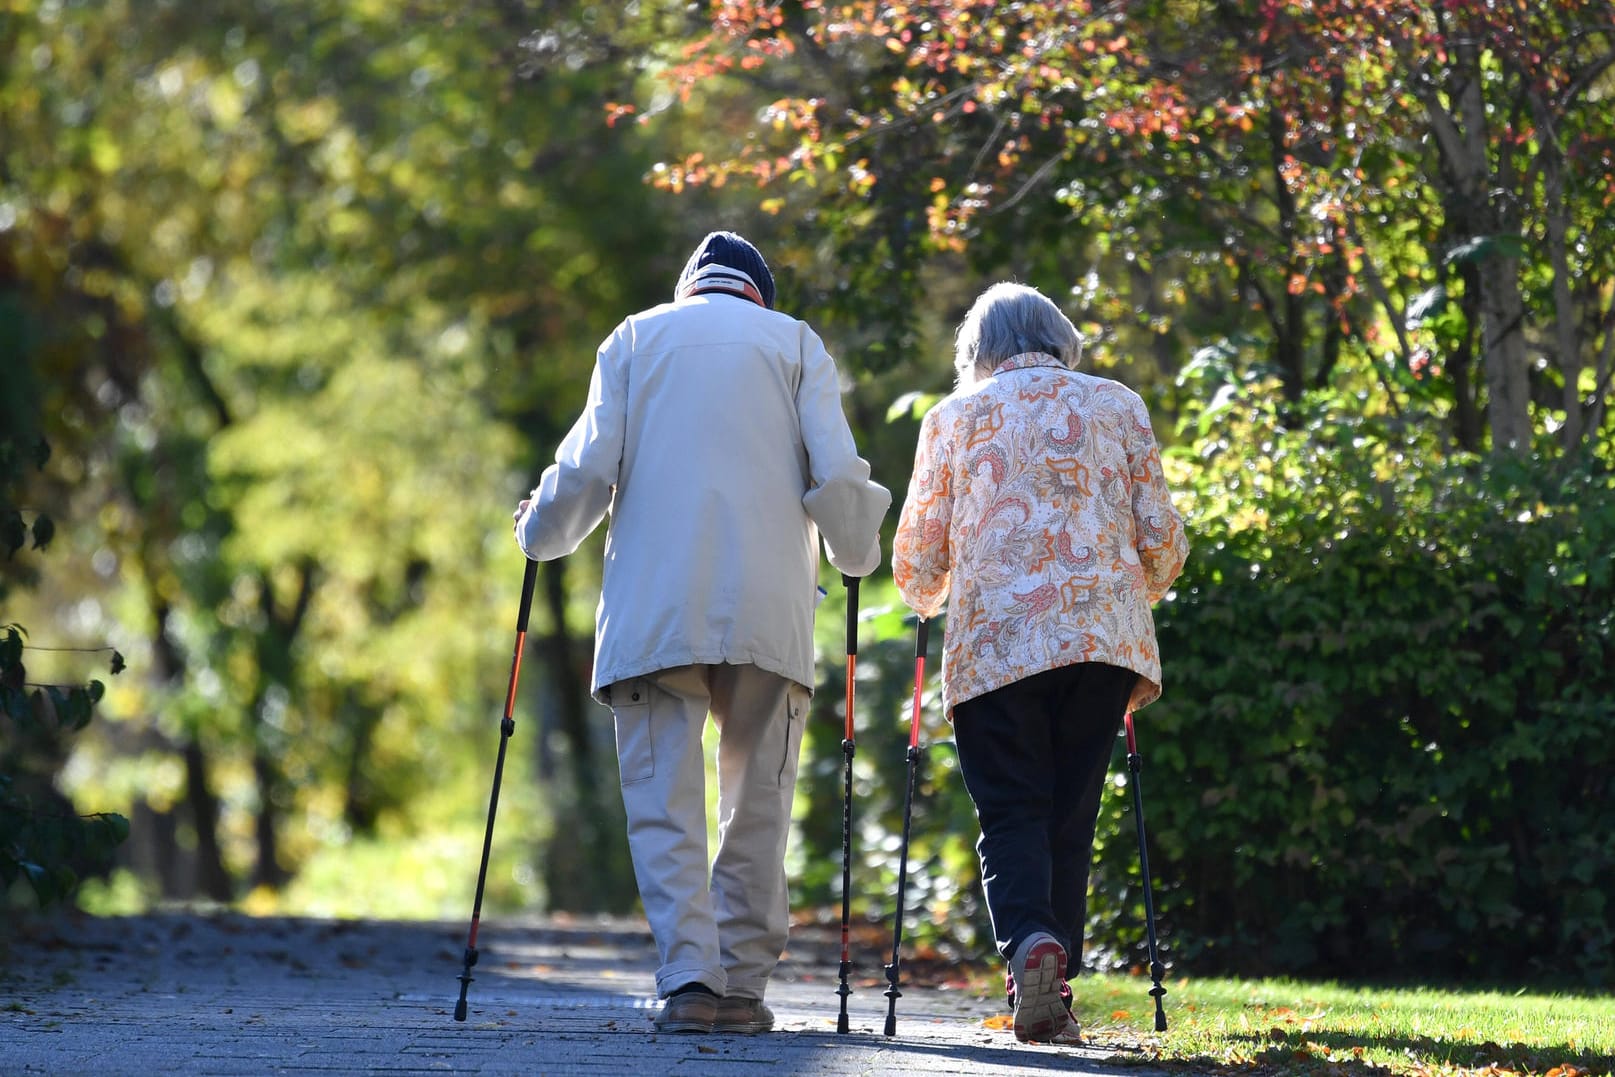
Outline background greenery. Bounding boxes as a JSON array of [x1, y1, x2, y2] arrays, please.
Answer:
[[3, 0, 1611, 992]]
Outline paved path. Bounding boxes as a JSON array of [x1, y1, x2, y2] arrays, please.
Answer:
[[2, 913, 1166, 1076]]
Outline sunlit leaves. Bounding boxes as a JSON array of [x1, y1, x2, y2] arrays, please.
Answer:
[[643, 0, 1615, 453]]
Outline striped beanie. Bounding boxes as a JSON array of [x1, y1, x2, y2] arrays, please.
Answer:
[[674, 231, 776, 309]]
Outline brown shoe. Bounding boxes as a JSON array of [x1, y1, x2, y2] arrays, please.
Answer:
[[712, 996, 774, 1034], [655, 989, 718, 1033]]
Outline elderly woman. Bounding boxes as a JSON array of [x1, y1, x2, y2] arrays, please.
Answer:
[[892, 282, 1187, 1045]]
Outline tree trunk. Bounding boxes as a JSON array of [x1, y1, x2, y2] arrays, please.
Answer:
[[541, 558, 596, 786], [248, 562, 317, 891], [250, 745, 288, 889], [1418, 39, 1532, 454], [1450, 266, 1486, 454], [532, 557, 635, 913], [1477, 257, 1531, 452], [150, 597, 234, 900], [183, 736, 234, 901], [1536, 117, 1582, 452], [1267, 106, 1307, 401]]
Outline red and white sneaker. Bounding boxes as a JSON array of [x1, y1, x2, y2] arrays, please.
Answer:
[[1009, 932, 1069, 1043], [1046, 1012, 1084, 1045], [1004, 965, 1074, 1015]]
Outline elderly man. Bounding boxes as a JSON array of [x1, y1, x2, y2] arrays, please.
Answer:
[[514, 231, 889, 1034]]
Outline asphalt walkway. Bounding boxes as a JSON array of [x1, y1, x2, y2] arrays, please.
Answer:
[[1, 912, 1167, 1076]]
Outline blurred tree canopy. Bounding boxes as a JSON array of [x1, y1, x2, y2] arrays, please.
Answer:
[[4, 0, 1612, 985]]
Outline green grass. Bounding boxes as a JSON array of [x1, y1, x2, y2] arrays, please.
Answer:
[[1070, 974, 1615, 1076]]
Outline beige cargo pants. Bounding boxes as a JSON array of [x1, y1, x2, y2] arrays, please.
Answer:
[[605, 663, 809, 1001]]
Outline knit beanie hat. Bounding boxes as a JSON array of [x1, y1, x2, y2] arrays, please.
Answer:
[[674, 231, 776, 309]]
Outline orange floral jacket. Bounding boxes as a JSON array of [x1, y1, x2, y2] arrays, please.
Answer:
[[892, 353, 1188, 715]]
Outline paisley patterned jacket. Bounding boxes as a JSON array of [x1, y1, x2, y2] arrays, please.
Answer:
[[893, 352, 1188, 716]]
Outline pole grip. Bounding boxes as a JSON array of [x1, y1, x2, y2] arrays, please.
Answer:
[[1124, 710, 1138, 755], [843, 574, 859, 657], [503, 560, 540, 723], [515, 558, 539, 634], [908, 618, 928, 749]]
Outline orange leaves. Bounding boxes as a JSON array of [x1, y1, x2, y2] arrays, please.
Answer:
[[761, 97, 823, 137], [603, 102, 637, 129], [711, 0, 785, 34]]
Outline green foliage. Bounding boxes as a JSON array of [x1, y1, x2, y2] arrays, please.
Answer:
[[0, 771, 130, 910], [1, 0, 703, 907], [2, 440, 129, 911], [1083, 380, 1615, 985]]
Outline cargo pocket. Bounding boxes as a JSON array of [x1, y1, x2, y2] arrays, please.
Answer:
[[777, 684, 810, 785], [611, 679, 654, 786]]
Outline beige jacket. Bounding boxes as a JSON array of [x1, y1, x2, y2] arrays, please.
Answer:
[[516, 293, 890, 698], [893, 353, 1187, 714]]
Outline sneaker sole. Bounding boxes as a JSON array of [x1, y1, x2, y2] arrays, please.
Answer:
[[654, 1019, 714, 1033], [1012, 938, 1069, 1043]]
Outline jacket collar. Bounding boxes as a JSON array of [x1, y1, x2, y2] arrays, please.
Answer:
[[675, 264, 768, 307], [993, 351, 1066, 374]]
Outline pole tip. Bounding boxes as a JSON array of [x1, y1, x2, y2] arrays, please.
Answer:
[[453, 999, 468, 1022], [884, 1014, 897, 1037]]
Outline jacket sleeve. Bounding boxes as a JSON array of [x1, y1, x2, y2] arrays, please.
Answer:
[[796, 325, 891, 577], [514, 325, 630, 562], [892, 405, 952, 619], [1124, 392, 1188, 603]]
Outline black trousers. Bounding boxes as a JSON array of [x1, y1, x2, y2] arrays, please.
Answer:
[[952, 662, 1137, 970]]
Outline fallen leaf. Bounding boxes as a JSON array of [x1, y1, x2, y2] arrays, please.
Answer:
[[982, 1014, 1013, 1031]]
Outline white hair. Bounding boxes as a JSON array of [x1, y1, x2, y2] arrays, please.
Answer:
[[953, 282, 1082, 386]]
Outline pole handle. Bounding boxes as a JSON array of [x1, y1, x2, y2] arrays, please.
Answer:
[[842, 574, 859, 656], [503, 559, 540, 725], [1124, 710, 1138, 755], [907, 619, 928, 750], [515, 558, 539, 633]]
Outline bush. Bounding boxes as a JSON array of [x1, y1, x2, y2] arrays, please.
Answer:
[[1, 417, 130, 913], [1086, 391, 1615, 987]]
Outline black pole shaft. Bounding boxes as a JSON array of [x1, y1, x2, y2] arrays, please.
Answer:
[[883, 617, 929, 1038], [836, 574, 859, 1035], [1125, 713, 1168, 1032], [454, 558, 538, 1023]]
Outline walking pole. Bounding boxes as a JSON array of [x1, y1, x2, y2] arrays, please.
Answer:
[[1123, 711, 1168, 1032], [454, 558, 539, 1022], [835, 574, 860, 1034], [882, 617, 929, 1038]]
